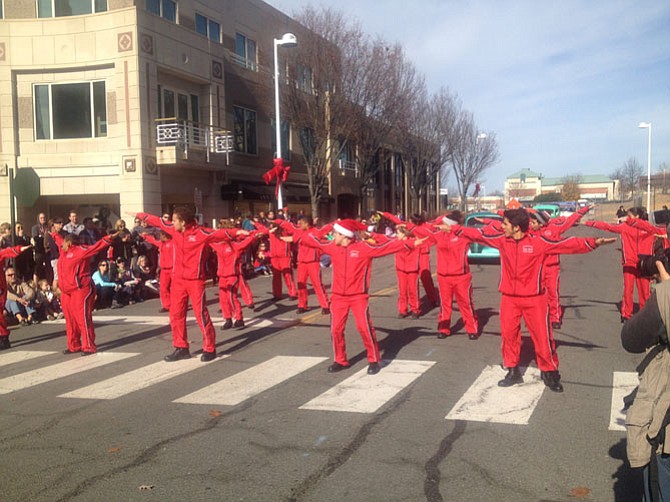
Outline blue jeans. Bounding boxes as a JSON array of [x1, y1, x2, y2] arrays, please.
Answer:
[[5, 299, 36, 318], [644, 453, 670, 501]]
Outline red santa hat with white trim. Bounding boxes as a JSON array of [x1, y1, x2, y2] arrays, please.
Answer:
[[333, 219, 366, 238]]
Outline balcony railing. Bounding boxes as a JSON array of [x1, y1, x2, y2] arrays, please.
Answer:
[[338, 159, 358, 177], [230, 53, 258, 72], [156, 118, 233, 164]]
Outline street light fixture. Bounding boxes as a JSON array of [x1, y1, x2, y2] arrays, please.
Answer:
[[476, 132, 487, 144], [273, 33, 297, 210], [638, 122, 652, 212]]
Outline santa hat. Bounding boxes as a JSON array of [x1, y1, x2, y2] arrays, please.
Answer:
[[333, 219, 366, 238], [442, 216, 458, 226]]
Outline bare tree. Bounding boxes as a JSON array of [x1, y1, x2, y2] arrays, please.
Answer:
[[561, 174, 583, 201], [612, 157, 643, 201], [447, 110, 499, 212], [657, 161, 670, 194]]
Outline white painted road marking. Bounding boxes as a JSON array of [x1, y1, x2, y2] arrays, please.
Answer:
[[174, 355, 328, 406], [300, 359, 436, 414], [89, 316, 280, 328], [446, 365, 545, 425], [0, 350, 56, 367], [610, 371, 638, 432], [0, 352, 138, 394], [58, 355, 229, 400]]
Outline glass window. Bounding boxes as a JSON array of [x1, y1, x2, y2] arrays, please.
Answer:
[[297, 65, 313, 94], [271, 119, 290, 161], [0, 2, 3, 19], [195, 13, 207, 36], [34, 81, 107, 140], [300, 128, 316, 164], [233, 106, 257, 155], [195, 13, 220, 42], [146, 0, 160, 16], [208, 20, 220, 43], [39, 0, 107, 17], [177, 93, 188, 121], [235, 33, 257, 70], [162, 88, 175, 118], [146, 0, 175, 22]]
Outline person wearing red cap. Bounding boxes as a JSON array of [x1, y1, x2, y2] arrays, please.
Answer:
[[448, 208, 615, 392], [134, 207, 241, 362], [301, 219, 426, 375], [528, 204, 592, 329], [585, 207, 664, 322], [0, 244, 33, 350]]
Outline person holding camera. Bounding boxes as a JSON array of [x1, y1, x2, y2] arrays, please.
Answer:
[[585, 207, 665, 323], [622, 259, 670, 501]]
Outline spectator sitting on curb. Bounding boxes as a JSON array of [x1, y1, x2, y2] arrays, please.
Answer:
[[35, 278, 63, 320], [5, 267, 38, 325]]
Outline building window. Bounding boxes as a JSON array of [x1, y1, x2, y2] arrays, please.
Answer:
[[38, 0, 107, 17], [297, 64, 314, 94], [271, 119, 290, 161], [300, 128, 316, 164], [0, 2, 3, 19], [34, 81, 107, 140], [235, 33, 257, 71], [146, 0, 176, 22], [195, 13, 220, 43], [233, 106, 257, 155]]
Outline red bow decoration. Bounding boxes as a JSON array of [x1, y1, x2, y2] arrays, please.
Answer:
[[262, 158, 291, 197]]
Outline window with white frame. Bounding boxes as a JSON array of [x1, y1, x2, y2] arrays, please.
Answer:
[[297, 64, 314, 94], [37, 0, 107, 17], [271, 119, 290, 161], [233, 106, 257, 155], [145, 0, 176, 22], [235, 33, 257, 71], [195, 13, 220, 43], [34, 81, 107, 140], [0, 2, 3, 19]]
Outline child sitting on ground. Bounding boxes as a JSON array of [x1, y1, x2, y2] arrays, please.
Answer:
[[254, 241, 272, 276], [35, 278, 63, 321]]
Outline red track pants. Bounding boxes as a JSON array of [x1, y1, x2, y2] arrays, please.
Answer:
[[159, 268, 172, 311], [396, 270, 420, 315], [61, 283, 97, 353], [330, 293, 380, 365], [419, 252, 439, 304], [499, 293, 558, 372], [169, 278, 216, 353], [543, 265, 561, 324], [437, 273, 478, 335], [297, 261, 329, 309], [621, 265, 650, 319], [239, 275, 254, 306], [218, 276, 243, 321], [0, 291, 8, 337], [271, 257, 296, 298]]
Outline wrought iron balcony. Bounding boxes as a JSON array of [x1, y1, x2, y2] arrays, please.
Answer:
[[338, 159, 358, 177], [156, 118, 233, 165]]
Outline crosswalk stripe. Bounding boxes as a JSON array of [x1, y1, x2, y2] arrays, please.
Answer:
[[0, 350, 56, 367], [446, 365, 545, 425], [90, 316, 280, 327], [0, 352, 139, 395], [300, 359, 436, 414], [57, 355, 229, 400], [173, 355, 329, 406], [610, 371, 638, 432]]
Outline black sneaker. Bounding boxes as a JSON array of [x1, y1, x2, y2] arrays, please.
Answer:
[[62, 349, 80, 355], [321, 308, 330, 315], [327, 362, 349, 373], [467, 333, 480, 340], [164, 347, 191, 362], [410, 312, 420, 319], [200, 351, 216, 362], [367, 362, 381, 375], [247, 304, 256, 310], [437, 333, 450, 339], [81, 351, 95, 357], [498, 367, 523, 387], [233, 319, 245, 328], [0, 336, 10, 350], [221, 319, 233, 330], [297, 308, 308, 314], [541, 370, 564, 393], [551, 321, 562, 330], [398, 312, 408, 319], [158, 307, 168, 313]]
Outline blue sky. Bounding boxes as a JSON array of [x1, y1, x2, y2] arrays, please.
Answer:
[[265, 0, 670, 194]]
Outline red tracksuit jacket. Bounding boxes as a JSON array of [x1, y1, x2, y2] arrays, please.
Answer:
[[278, 221, 333, 263], [585, 219, 661, 266], [431, 231, 474, 276], [534, 206, 590, 267], [138, 213, 237, 280], [143, 234, 175, 270], [210, 234, 258, 278], [57, 237, 113, 294], [302, 236, 413, 296], [456, 226, 598, 296]]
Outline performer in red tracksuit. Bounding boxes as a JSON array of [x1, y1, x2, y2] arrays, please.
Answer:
[[57, 232, 117, 355], [585, 207, 664, 322], [528, 204, 592, 329], [430, 211, 480, 339], [136, 207, 240, 362], [381, 212, 439, 307], [301, 219, 425, 375], [142, 230, 174, 312], [393, 226, 422, 319], [278, 216, 332, 314], [267, 221, 297, 300], [0, 244, 33, 350], [210, 231, 260, 330], [452, 208, 615, 392]]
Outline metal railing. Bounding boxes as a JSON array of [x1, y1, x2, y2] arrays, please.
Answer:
[[338, 159, 358, 177], [230, 53, 258, 72], [156, 118, 233, 164]]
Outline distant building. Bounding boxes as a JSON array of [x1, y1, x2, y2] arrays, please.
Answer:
[[504, 169, 619, 204]]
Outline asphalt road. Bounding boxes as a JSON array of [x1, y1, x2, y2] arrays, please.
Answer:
[[0, 225, 646, 501]]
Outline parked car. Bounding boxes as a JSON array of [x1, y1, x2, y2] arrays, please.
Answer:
[[532, 204, 561, 218], [465, 211, 502, 263]]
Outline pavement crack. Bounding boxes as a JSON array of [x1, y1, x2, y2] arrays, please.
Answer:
[[423, 420, 467, 502]]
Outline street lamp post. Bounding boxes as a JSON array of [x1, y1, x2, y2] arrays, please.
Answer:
[[273, 33, 297, 210], [638, 122, 652, 212]]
